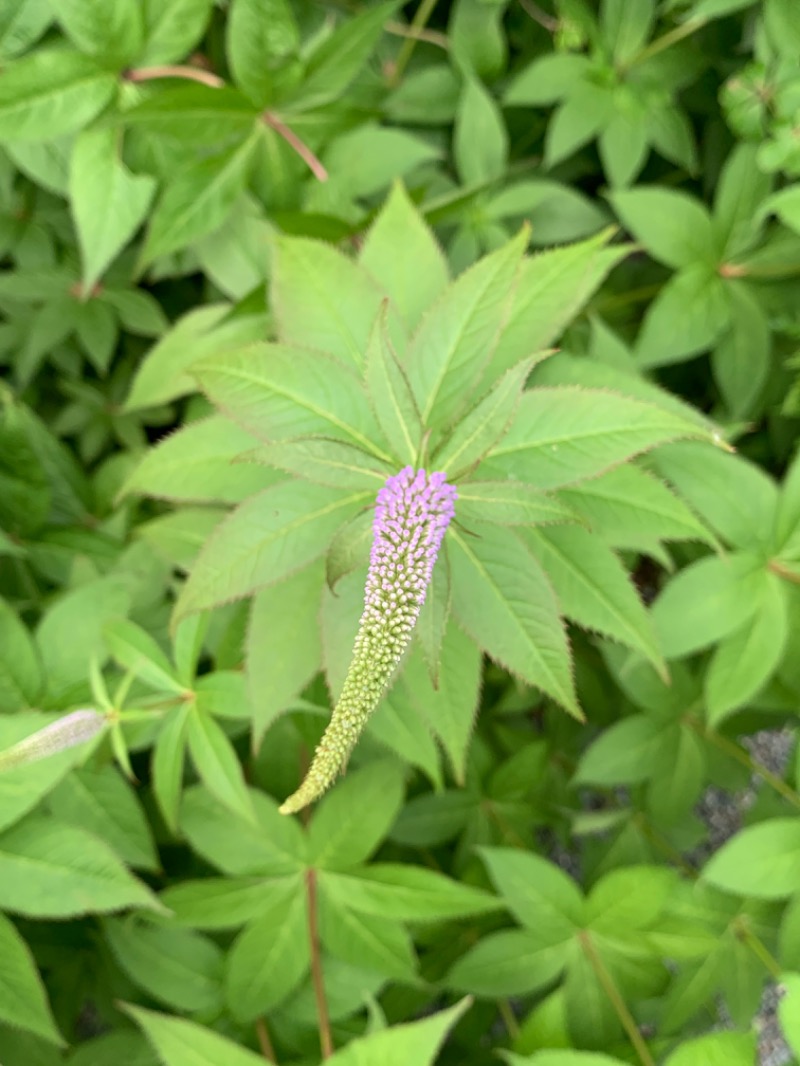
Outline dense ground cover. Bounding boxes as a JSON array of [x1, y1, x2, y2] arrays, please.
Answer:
[[2, 1, 800, 1064]]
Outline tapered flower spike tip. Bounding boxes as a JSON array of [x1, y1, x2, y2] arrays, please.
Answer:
[[280, 467, 457, 815], [0, 709, 107, 773]]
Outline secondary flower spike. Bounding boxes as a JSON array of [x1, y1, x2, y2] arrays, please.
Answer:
[[0, 709, 107, 773], [280, 467, 457, 815]]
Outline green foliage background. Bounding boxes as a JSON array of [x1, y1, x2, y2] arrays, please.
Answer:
[[2, 0, 800, 1064]]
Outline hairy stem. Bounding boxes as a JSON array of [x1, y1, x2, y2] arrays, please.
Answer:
[[305, 868, 333, 1058], [262, 112, 329, 181], [126, 64, 225, 88], [579, 931, 656, 1066]]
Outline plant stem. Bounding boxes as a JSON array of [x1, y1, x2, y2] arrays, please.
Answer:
[[305, 868, 334, 1059], [386, 20, 449, 50], [499, 999, 520, 1040], [389, 0, 439, 86], [126, 64, 225, 88], [262, 112, 329, 182], [255, 1018, 277, 1062], [626, 18, 705, 69], [632, 811, 698, 879], [686, 715, 800, 811], [733, 916, 783, 980], [579, 931, 656, 1066], [517, 0, 559, 32]]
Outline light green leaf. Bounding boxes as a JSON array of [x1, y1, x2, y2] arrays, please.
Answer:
[[226, 0, 298, 107], [105, 918, 223, 1014], [0, 50, 116, 141], [0, 599, 42, 712], [454, 77, 508, 186], [0, 913, 62, 1045], [325, 1000, 470, 1066], [599, 105, 649, 188], [360, 182, 450, 330], [70, 127, 156, 292], [713, 144, 772, 258], [601, 0, 655, 63], [705, 572, 788, 725], [140, 136, 257, 266], [663, 1030, 757, 1066], [306, 760, 405, 871], [545, 82, 615, 167], [125, 1004, 266, 1066], [317, 884, 417, 980], [480, 846, 584, 934], [105, 618, 182, 694], [152, 704, 189, 834], [323, 124, 439, 200], [450, 523, 580, 717], [225, 888, 309, 1020], [271, 235, 404, 371], [140, 0, 214, 65], [432, 356, 539, 478], [778, 972, 800, 1058], [48, 765, 158, 871], [180, 786, 305, 877], [247, 561, 324, 745], [653, 441, 778, 550], [415, 552, 452, 685], [523, 525, 665, 674], [481, 387, 710, 489], [459, 479, 578, 532], [703, 818, 800, 899], [0, 814, 160, 917], [449, 929, 566, 996], [0, 1, 52, 61], [125, 306, 266, 410], [574, 716, 663, 786], [712, 281, 771, 417], [160, 875, 298, 930], [53, 0, 143, 64], [636, 264, 729, 368], [609, 187, 717, 269], [186, 709, 255, 823], [174, 482, 371, 621], [365, 305, 423, 465], [321, 863, 501, 922], [121, 416, 274, 505], [254, 439, 390, 490], [406, 229, 527, 429], [505, 54, 591, 106], [194, 342, 386, 457], [503, 1050, 628, 1065]]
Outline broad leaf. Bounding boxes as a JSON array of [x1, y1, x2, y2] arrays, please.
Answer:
[[317, 885, 418, 980], [253, 439, 390, 489], [449, 929, 566, 996], [365, 306, 423, 465], [449, 523, 579, 717], [325, 1000, 470, 1066], [160, 875, 298, 930], [54, 0, 143, 62], [0, 913, 61, 1045], [456, 481, 578, 528], [636, 265, 729, 368], [186, 709, 255, 823], [703, 818, 800, 899], [610, 187, 718, 269], [125, 1005, 266, 1066]]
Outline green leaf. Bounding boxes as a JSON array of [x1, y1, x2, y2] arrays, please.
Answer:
[[317, 885, 417, 980], [0, 50, 116, 141], [306, 760, 405, 871], [415, 551, 452, 685], [105, 618, 182, 694], [406, 229, 526, 430], [0, 814, 160, 917], [652, 553, 766, 658], [601, 0, 655, 63], [545, 83, 615, 168], [481, 846, 584, 933], [124, 307, 266, 410], [140, 136, 257, 266], [160, 876, 297, 930], [53, 0, 143, 64], [186, 709, 255, 823], [609, 187, 717, 269], [125, 1004, 266, 1066], [574, 715, 663, 786], [488, 179, 608, 247], [247, 561, 324, 745], [433, 358, 538, 479], [0, 599, 42, 712], [323, 124, 439, 200], [636, 265, 729, 368], [62, 1030, 157, 1066], [321, 863, 501, 922], [713, 144, 772, 258], [703, 817, 800, 899], [505, 54, 591, 106], [503, 1053, 629, 1066], [152, 704, 189, 835], [105, 917, 224, 1013], [0, 913, 62, 1045], [663, 1031, 757, 1066], [449, 929, 567, 996], [180, 787, 304, 876], [450, 523, 580, 717], [653, 441, 778, 550], [225, 887, 309, 1019], [289, 1, 397, 110], [365, 305, 423, 465], [226, 0, 299, 107], [599, 104, 649, 188], [705, 572, 788, 724], [325, 1000, 470, 1066], [140, 0, 214, 65], [778, 972, 800, 1058], [360, 182, 450, 331], [195, 343, 383, 455], [712, 281, 771, 417], [481, 387, 710, 489], [174, 482, 371, 621], [523, 525, 665, 674], [48, 765, 158, 871], [0, 1, 52, 62], [271, 236, 404, 371], [254, 438, 391, 489], [454, 77, 508, 186], [121, 416, 274, 505], [70, 127, 156, 293]]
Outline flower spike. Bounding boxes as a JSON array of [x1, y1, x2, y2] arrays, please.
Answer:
[[280, 467, 456, 814], [0, 709, 107, 773]]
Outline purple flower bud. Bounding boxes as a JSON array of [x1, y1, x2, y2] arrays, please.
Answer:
[[281, 467, 456, 814], [0, 709, 107, 772]]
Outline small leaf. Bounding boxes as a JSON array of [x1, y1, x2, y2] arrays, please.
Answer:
[[186, 709, 255, 823], [454, 77, 508, 186], [365, 305, 423, 465], [505, 54, 591, 106], [160, 875, 297, 930], [457, 480, 578, 527], [325, 999, 470, 1066], [140, 0, 214, 65], [360, 182, 450, 330], [450, 929, 567, 997], [449, 523, 580, 717], [152, 704, 189, 834], [54, 0, 143, 62], [636, 265, 729, 368], [253, 439, 390, 489], [574, 716, 663, 787], [70, 128, 156, 293], [610, 187, 717, 269], [0, 913, 62, 1045], [226, 0, 299, 107], [703, 818, 800, 899], [317, 885, 417, 981], [125, 1004, 266, 1066], [104, 618, 182, 694]]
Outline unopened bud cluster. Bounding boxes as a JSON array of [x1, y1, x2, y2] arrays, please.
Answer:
[[280, 467, 457, 814]]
